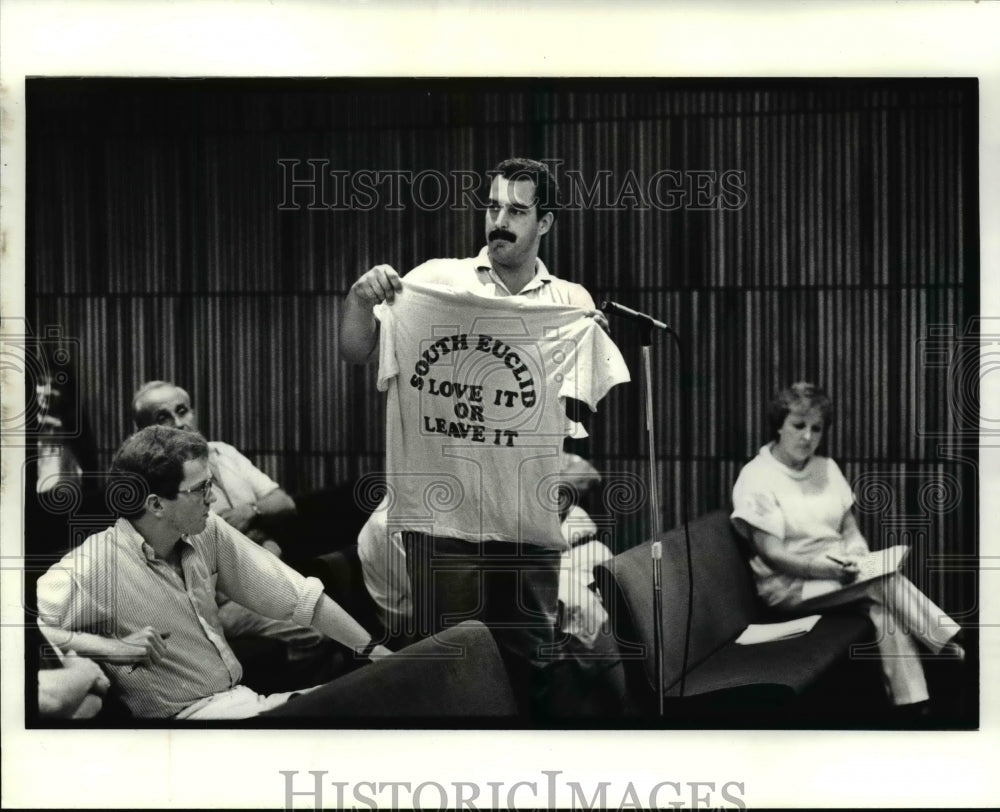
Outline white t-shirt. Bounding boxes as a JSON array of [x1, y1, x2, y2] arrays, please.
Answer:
[[375, 279, 629, 550], [730, 444, 856, 606]]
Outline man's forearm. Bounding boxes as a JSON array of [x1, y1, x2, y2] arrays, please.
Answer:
[[309, 594, 385, 656], [339, 295, 379, 364], [38, 670, 95, 718], [39, 625, 128, 661], [38, 661, 107, 719], [257, 488, 297, 519]]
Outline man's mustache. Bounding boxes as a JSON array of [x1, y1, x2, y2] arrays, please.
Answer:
[[489, 229, 516, 243]]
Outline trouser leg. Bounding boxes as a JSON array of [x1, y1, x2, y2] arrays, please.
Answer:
[[878, 574, 962, 652], [864, 600, 929, 705], [403, 533, 561, 718], [488, 544, 561, 718], [793, 572, 962, 705]]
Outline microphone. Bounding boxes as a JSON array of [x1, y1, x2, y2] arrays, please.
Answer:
[[600, 300, 670, 331]]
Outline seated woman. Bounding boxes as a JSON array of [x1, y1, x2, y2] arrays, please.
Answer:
[[730, 381, 963, 714]]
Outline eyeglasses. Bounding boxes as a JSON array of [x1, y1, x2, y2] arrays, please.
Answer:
[[175, 476, 215, 499]]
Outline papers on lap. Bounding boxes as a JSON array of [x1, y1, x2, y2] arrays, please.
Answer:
[[735, 614, 822, 645], [800, 544, 910, 601]]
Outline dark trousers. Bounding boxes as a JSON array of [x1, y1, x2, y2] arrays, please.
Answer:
[[402, 532, 561, 718]]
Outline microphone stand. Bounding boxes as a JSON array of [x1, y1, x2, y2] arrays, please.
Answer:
[[638, 321, 666, 718], [603, 300, 691, 718]]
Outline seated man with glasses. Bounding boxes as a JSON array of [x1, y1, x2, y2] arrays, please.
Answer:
[[131, 380, 333, 670], [36, 425, 392, 719], [131, 380, 295, 557]]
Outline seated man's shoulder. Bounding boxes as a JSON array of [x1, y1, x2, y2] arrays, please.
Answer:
[[74, 522, 127, 555], [207, 439, 238, 456], [38, 523, 122, 593], [207, 440, 261, 469], [198, 512, 232, 539], [185, 514, 236, 560]]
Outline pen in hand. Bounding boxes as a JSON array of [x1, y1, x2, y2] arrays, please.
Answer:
[[124, 628, 171, 672], [827, 554, 859, 584]]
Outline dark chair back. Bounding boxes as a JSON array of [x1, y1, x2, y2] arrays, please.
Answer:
[[266, 620, 518, 718], [594, 509, 762, 695]]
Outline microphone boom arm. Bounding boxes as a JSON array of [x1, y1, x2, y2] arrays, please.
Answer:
[[600, 300, 670, 332]]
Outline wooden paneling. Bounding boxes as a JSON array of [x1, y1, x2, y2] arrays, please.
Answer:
[[27, 79, 977, 612]]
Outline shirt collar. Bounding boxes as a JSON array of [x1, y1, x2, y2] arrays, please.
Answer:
[[113, 517, 157, 562], [760, 443, 815, 480], [115, 516, 195, 563], [474, 246, 552, 295]]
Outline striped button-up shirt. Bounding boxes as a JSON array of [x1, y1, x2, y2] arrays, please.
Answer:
[[36, 514, 324, 718]]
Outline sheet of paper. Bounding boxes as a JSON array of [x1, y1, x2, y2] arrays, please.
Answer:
[[801, 544, 910, 601], [734, 614, 822, 645]]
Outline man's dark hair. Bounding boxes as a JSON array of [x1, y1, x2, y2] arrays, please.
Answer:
[[109, 426, 209, 518], [493, 158, 561, 218]]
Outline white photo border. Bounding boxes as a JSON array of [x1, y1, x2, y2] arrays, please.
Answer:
[[2, 1, 997, 808]]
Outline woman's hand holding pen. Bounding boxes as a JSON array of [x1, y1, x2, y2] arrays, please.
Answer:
[[825, 554, 860, 585], [809, 554, 859, 584]]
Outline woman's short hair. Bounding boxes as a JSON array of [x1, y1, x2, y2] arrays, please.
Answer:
[[109, 426, 208, 518], [766, 382, 833, 442]]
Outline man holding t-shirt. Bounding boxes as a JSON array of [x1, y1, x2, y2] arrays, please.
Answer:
[[340, 158, 628, 717]]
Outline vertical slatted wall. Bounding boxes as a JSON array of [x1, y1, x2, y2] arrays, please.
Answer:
[[27, 79, 977, 615]]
